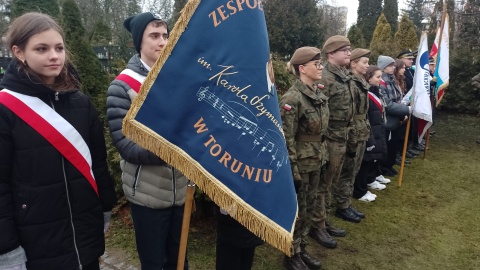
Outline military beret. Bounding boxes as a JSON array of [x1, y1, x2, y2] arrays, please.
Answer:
[[350, 48, 371, 61], [323, 35, 351, 53], [289, 47, 321, 65], [397, 49, 415, 59]]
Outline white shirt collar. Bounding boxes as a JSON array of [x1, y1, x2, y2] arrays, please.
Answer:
[[140, 58, 152, 72]]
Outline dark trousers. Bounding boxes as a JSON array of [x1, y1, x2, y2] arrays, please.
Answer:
[[385, 129, 400, 167], [353, 160, 378, 198], [130, 203, 188, 270], [216, 240, 255, 270], [215, 207, 262, 270]]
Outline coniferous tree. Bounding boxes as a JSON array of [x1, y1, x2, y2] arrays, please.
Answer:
[[394, 15, 418, 54], [383, 0, 399, 32], [264, 0, 323, 57], [347, 24, 367, 49], [61, 0, 109, 107], [369, 13, 394, 63], [402, 0, 425, 35], [11, 0, 60, 18], [170, 0, 188, 26], [357, 0, 383, 46]]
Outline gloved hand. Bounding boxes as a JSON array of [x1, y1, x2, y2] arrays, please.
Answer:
[[347, 151, 356, 158], [408, 106, 413, 114], [366, 145, 375, 152], [103, 211, 112, 233], [0, 246, 27, 270], [294, 180, 302, 193]]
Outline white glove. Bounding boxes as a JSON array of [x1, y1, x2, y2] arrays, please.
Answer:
[[2, 263, 27, 270], [402, 90, 412, 105], [103, 211, 112, 233], [366, 145, 375, 152], [408, 106, 412, 114], [0, 246, 27, 270]]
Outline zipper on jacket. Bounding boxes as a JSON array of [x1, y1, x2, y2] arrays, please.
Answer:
[[62, 158, 83, 270], [51, 98, 82, 269], [172, 167, 176, 206], [132, 165, 141, 196], [55, 92, 59, 101]]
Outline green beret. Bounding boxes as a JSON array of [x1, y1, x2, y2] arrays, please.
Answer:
[[289, 47, 321, 65], [323, 35, 351, 53], [350, 48, 371, 61]]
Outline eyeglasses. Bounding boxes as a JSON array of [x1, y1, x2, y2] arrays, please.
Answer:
[[302, 61, 323, 69], [337, 48, 352, 54]]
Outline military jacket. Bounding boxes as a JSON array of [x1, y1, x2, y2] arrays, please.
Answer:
[[320, 62, 357, 152], [351, 73, 371, 142], [279, 80, 329, 179]]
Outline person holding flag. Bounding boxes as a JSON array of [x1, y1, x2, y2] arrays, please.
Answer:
[[106, 12, 189, 270], [279, 46, 326, 270], [377, 55, 411, 177], [0, 12, 116, 270], [410, 33, 433, 145]]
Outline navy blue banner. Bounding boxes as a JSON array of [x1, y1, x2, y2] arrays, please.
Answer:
[[124, 0, 297, 254]]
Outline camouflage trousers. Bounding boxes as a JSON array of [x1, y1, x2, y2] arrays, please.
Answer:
[[292, 170, 321, 253], [333, 141, 367, 209], [311, 139, 346, 229]]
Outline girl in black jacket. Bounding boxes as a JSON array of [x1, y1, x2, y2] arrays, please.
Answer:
[[353, 66, 390, 201], [0, 13, 116, 270]]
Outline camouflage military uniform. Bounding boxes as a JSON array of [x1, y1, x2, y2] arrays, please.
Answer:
[[334, 73, 371, 209], [312, 61, 356, 228], [279, 79, 329, 253]]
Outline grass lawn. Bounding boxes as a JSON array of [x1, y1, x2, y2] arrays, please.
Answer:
[[106, 112, 480, 270]]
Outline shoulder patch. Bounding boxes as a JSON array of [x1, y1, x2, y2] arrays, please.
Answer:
[[283, 104, 292, 111]]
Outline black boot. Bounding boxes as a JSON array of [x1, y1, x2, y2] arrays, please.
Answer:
[[284, 253, 310, 270], [325, 221, 346, 237], [335, 207, 361, 223], [300, 250, 321, 270], [348, 205, 365, 218], [309, 227, 337, 248]]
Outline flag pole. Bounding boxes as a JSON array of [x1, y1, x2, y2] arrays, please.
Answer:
[[177, 181, 196, 270], [398, 117, 411, 187]]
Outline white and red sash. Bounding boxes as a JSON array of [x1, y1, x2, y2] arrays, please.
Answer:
[[115, 69, 146, 94], [0, 90, 98, 196], [368, 92, 383, 112]]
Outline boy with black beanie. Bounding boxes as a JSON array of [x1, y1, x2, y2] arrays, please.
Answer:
[[106, 12, 189, 269]]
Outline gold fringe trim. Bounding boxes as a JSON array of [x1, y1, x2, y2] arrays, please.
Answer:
[[123, 119, 294, 255], [123, 0, 294, 256]]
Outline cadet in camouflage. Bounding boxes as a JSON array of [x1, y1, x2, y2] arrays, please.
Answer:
[[311, 35, 365, 231], [334, 48, 372, 211], [279, 47, 327, 270]]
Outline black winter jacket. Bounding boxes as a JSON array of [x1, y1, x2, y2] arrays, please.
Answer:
[[363, 86, 387, 162], [0, 59, 116, 269]]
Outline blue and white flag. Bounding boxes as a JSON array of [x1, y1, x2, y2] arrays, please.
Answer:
[[123, 0, 297, 254], [412, 33, 433, 142]]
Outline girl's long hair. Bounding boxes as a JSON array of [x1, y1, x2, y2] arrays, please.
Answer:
[[5, 12, 80, 90]]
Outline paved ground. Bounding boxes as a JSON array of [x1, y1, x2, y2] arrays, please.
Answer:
[[100, 249, 139, 270]]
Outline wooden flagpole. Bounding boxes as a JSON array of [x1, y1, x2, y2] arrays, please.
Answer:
[[398, 117, 411, 187], [177, 181, 196, 270]]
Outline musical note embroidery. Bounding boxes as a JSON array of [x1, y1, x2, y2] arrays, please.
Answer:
[[197, 87, 287, 170]]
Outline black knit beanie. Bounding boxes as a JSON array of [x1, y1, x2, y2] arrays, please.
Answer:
[[123, 12, 167, 54]]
